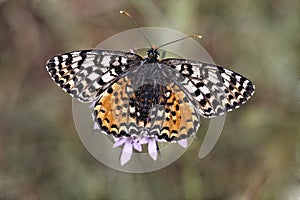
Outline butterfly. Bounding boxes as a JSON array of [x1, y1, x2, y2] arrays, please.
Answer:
[[46, 38, 255, 164]]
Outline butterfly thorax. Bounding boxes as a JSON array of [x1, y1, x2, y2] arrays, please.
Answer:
[[146, 48, 160, 62]]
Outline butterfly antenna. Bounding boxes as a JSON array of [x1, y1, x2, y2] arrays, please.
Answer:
[[157, 34, 202, 49], [120, 10, 153, 48]]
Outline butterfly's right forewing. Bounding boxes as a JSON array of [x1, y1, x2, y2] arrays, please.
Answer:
[[46, 50, 142, 102]]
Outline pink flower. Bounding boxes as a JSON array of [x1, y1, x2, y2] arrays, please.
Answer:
[[112, 136, 189, 165], [112, 135, 159, 165]]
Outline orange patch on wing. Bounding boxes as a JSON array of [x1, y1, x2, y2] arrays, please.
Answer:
[[94, 77, 132, 136], [94, 92, 119, 134], [177, 92, 198, 137], [160, 84, 199, 140], [94, 87, 122, 135], [160, 90, 181, 139]]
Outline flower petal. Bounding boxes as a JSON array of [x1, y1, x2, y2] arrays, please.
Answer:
[[133, 142, 142, 152], [113, 138, 127, 148], [93, 123, 100, 130], [178, 139, 188, 148], [120, 141, 133, 165], [148, 139, 158, 160], [139, 137, 149, 144]]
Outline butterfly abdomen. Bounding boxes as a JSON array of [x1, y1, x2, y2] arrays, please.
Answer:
[[130, 84, 166, 126]]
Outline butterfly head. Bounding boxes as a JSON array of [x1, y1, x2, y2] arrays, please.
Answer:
[[146, 48, 160, 62]]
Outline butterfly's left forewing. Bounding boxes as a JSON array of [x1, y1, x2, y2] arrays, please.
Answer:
[[161, 58, 255, 118], [46, 50, 142, 102]]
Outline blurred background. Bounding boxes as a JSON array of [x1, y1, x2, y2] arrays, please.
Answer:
[[0, 0, 299, 199]]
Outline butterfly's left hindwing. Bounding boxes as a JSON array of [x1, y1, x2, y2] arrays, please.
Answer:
[[46, 50, 142, 102]]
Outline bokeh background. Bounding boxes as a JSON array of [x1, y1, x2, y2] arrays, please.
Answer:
[[0, 0, 299, 199]]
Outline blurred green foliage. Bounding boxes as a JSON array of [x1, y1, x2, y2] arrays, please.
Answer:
[[0, 0, 299, 199]]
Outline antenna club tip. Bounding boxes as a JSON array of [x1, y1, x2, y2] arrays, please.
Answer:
[[192, 34, 202, 39], [119, 10, 131, 17]]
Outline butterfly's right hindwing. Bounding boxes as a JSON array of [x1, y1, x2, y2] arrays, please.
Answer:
[[46, 50, 142, 102]]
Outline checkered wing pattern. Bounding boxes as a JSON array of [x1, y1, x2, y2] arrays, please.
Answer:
[[161, 58, 255, 118], [46, 50, 142, 102], [93, 77, 200, 141], [46, 48, 255, 142]]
